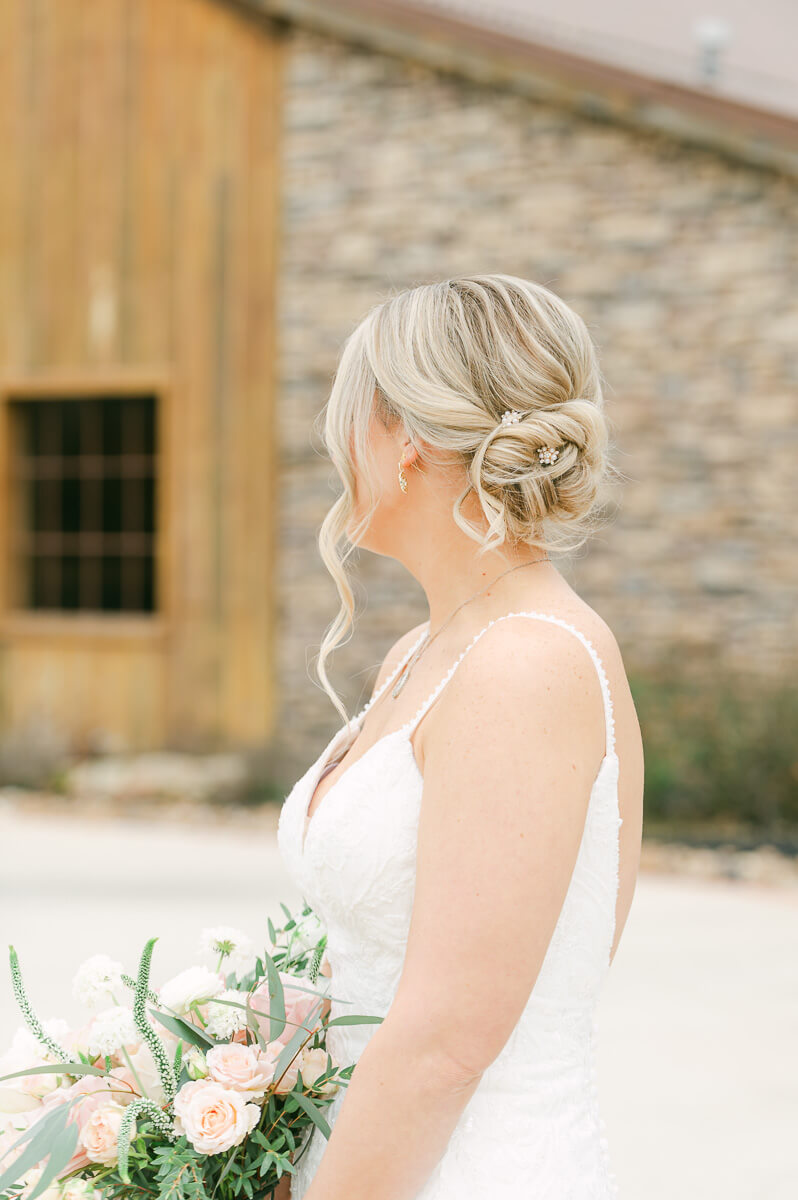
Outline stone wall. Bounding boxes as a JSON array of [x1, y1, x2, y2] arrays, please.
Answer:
[[272, 26, 798, 781]]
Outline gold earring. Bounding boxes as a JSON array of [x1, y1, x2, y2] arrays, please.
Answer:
[[398, 458, 408, 493]]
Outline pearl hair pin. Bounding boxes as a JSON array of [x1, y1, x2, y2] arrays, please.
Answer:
[[499, 411, 563, 465]]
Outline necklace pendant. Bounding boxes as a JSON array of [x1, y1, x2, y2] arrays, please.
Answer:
[[391, 667, 410, 699]]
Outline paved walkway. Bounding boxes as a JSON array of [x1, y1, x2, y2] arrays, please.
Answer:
[[1, 805, 796, 1199]]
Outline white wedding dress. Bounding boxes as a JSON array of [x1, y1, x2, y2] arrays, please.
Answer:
[[277, 611, 623, 1199]]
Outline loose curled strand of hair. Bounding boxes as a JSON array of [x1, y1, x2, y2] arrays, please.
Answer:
[[312, 274, 624, 726]]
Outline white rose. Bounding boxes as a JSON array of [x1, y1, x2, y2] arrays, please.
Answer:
[[158, 967, 224, 1016], [173, 1081, 260, 1155], [297, 1047, 338, 1095]]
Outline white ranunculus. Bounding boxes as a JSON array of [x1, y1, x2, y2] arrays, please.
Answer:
[[157, 967, 224, 1016], [72, 955, 125, 1008]]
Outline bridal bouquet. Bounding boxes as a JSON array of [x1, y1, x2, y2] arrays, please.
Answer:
[[0, 906, 376, 1200]]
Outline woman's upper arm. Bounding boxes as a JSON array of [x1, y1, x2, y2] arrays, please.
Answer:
[[385, 621, 608, 1082]]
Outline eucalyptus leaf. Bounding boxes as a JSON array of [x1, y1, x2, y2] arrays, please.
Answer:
[[24, 1123, 79, 1200], [245, 994, 269, 1052], [260, 950, 286, 1044], [0, 1102, 71, 1192], [324, 1014, 384, 1027], [272, 999, 324, 1082], [150, 1008, 218, 1050], [0, 1062, 106, 1084], [290, 1091, 331, 1140]]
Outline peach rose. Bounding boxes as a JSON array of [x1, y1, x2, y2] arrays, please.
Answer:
[[173, 1080, 260, 1156], [272, 1044, 337, 1096], [296, 1047, 339, 1095], [80, 1102, 126, 1164], [36, 1072, 136, 1176], [205, 1044, 278, 1099]]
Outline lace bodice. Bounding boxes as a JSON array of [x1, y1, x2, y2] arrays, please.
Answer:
[[277, 612, 623, 1198]]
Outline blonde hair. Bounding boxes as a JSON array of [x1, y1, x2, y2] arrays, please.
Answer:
[[313, 273, 621, 725]]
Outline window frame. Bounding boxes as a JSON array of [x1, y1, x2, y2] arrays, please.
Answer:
[[0, 372, 172, 642]]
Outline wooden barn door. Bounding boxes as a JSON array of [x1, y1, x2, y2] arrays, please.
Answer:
[[0, 0, 282, 752]]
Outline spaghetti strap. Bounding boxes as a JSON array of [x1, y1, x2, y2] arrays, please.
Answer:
[[399, 611, 617, 759], [352, 623, 430, 728]]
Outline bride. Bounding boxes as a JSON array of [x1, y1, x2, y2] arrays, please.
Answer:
[[276, 273, 644, 1199]]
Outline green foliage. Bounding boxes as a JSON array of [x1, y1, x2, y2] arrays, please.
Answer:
[[131, 939, 178, 1105], [7, 947, 71, 1064], [2, 904, 375, 1200], [631, 660, 798, 835]]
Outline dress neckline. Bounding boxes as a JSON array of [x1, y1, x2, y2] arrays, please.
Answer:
[[301, 626, 431, 856], [299, 609, 618, 858]]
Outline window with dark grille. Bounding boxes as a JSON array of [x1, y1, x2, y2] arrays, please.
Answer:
[[8, 394, 157, 613]]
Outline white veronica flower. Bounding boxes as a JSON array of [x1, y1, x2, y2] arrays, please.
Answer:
[[72, 955, 125, 1008], [158, 966, 224, 1015], [86, 1006, 138, 1058], [204, 990, 250, 1040], [198, 927, 256, 975]]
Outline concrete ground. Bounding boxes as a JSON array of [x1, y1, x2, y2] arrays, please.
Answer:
[[1, 803, 796, 1200]]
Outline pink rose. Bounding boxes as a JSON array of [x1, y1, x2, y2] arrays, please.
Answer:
[[79, 1102, 126, 1164], [205, 1044, 278, 1099], [248, 974, 323, 1048], [173, 1080, 259, 1155]]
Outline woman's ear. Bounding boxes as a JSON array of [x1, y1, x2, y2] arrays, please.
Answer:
[[401, 438, 421, 469]]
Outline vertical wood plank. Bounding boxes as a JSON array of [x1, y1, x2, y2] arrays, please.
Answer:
[[33, 0, 81, 366], [0, 0, 29, 371], [75, 0, 127, 365]]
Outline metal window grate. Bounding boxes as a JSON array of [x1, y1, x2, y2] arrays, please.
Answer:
[[9, 394, 157, 613]]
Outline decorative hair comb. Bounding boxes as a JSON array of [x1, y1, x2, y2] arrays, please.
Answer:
[[499, 411, 562, 465]]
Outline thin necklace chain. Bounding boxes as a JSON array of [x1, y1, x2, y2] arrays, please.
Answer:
[[390, 555, 550, 699]]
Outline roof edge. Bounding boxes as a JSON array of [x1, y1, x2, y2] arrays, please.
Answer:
[[246, 0, 798, 177]]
